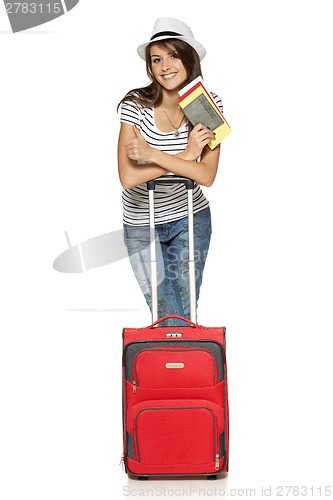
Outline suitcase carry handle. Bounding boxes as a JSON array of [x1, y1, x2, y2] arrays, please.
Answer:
[[147, 176, 197, 324], [149, 314, 197, 329]]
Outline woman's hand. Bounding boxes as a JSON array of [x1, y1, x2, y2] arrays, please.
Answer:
[[124, 126, 153, 164], [186, 124, 216, 160]]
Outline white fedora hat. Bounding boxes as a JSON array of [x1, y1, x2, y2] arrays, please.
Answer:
[[137, 17, 206, 61]]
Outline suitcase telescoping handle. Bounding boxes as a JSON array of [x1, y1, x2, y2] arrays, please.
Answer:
[[147, 176, 197, 324]]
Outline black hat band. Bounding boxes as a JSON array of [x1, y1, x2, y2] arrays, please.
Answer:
[[150, 31, 183, 41]]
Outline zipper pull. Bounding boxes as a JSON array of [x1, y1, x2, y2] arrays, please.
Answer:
[[215, 454, 220, 470], [132, 380, 137, 393], [119, 455, 125, 470]]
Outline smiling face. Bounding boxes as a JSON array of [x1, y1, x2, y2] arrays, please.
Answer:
[[149, 42, 189, 92]]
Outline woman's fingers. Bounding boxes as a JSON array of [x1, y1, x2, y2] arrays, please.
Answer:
[[192, 123, 215, 140]]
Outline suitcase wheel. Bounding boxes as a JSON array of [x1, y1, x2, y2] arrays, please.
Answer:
[[207, 475, 217, 480], [138, 476, 149, 481]]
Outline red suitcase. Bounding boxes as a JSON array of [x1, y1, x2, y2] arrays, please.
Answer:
[[121, 176, 229, 479]]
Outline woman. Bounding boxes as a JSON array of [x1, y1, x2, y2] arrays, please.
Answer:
[[117, 17, 223, 325]]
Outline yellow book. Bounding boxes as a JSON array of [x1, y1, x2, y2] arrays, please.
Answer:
[[178, 77, 231, 150]]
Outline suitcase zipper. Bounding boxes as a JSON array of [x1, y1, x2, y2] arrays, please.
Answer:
[[134, 405, 219, 466], [132, 347, 218, 389]]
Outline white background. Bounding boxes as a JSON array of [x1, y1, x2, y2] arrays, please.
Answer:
[[1, 1, 333, 498]]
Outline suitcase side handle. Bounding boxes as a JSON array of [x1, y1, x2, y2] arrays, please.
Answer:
[[149, 315, 197, 329], [147, 175, 195, 190]]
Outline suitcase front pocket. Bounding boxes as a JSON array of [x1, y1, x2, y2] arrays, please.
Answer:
[[132, 347, 218, 390], [129, 399, 224, 467]]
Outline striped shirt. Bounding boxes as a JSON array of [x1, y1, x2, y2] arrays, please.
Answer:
[[120, 93, 223, 226]]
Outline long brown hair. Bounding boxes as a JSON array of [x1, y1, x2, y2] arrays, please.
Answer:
[[117, 39, 203, 110]]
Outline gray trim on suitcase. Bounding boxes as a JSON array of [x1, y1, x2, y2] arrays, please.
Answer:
[[127, 432, 135, 460], [219, 431, 225, 459]]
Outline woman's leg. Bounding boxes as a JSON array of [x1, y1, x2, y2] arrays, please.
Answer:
[[123, 223, 184, 324], [164, 207, 212, 321]]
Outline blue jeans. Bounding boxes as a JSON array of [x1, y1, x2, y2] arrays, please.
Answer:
[[123, 207, 212, 325]]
